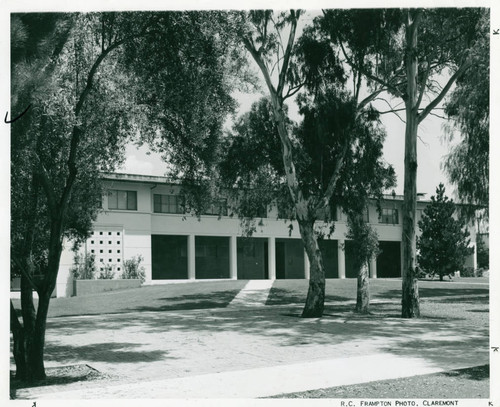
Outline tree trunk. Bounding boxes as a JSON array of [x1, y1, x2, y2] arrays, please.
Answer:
[[355, 262, 370, 313], [10, 301, 27, 380], [298, 218, 325, 318], [18, 275, 37, 381], [401, 12, 421, 318], [29, 292, 52, 380]]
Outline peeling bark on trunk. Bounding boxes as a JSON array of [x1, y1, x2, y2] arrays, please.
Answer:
[[298, 218, 325, 318], [355, 263, 370, 314], [401, 12, 421, 318]]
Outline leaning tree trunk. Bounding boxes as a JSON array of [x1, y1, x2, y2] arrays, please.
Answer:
[[298, 218, 326, 318], [401, 12, 421, 318], [355, 262, 370, 314]]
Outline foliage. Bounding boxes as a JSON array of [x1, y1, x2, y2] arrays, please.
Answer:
[[345, 215, 380, 267], [443, 10, 489, 220], [122, 255, 146, 283], [476, 235, 489, 270], [417, 184, 474, 281], [97, 265, 115, 280], [70, 252, 97, 280]]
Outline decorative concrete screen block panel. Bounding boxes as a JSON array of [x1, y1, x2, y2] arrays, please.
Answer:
[[237, 237, 268, 279], [87, 227, 124, 275], [275, 238, 305, 279], [151, 235, 188, 279], [195, 236, 230, 279], [319, 239, 338, 278], [74, 279, 141, 296]]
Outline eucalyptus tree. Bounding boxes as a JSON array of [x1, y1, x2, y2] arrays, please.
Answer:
[[220, 92, 394, 316], [319, 8, 486, 318], [10, 11, 237, 381], [230, 10, 393, 317], [443, 11, 489, 221]]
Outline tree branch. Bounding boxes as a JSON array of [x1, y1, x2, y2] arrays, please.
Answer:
[[284, 82, 304, 100], [338, 38, 404, 99], [277, 10, 300, 97], [378, 109, 406, 124], [316, 136, 350, 211], [34, 154, 57, 218], [357, 88, 386, 111], [11, 255, 39, 292], [418, 59, 472, 124], [416, 59, 432, 110]]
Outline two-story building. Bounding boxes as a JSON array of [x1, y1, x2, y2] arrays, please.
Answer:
[[55, 172, 478, 297]]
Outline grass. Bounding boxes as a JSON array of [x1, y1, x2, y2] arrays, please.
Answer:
[[11, 277, 488, 321], [11, 280, 248, 318], [269, 364, 489, 399]]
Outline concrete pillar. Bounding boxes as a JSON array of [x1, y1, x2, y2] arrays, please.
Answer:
[[370, 256, 377, 279], [304, 249, 310, 280], [230, 235, 237, 280], [188, 234, 196, 280], [268, 236, 276, 280], [338, 239, 346, 279]]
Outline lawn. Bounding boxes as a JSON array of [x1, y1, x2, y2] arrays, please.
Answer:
[[11, 280, 248, 318], [11, 277, 488, 325]]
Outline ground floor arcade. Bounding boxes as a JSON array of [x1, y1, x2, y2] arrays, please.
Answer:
[[150, 235, 402, 282]]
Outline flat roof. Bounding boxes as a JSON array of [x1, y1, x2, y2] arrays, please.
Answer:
[[101, 172, 176, 184], [101, 172, 432, 203]]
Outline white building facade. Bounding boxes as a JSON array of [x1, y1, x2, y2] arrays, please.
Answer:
[[55, 173, 477, 297]]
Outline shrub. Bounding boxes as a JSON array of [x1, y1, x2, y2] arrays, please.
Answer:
[[97, 264, 115, 279], [460, 267, 485, 278], [70, 252, 96, 280], [476, 235, 489, 269], [122, 255, 146, 283]]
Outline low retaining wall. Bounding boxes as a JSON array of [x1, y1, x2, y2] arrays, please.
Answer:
[[74, 279, 142, 296]]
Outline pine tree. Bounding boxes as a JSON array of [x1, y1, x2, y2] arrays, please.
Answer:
[[417, 184, 474, 281]]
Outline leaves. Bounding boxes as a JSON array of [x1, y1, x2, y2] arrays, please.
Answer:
[[417, 184, 474, 279]]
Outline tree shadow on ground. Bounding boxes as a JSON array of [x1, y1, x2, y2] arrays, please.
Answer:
[[265, 288, 351, 306], [44, 342, 174, 364], [42, 295, 489, 374], [128, 291, 241, 312]]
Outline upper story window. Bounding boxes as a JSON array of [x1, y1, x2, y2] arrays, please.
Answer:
[[154, 194, 184, 214], [316, 206, 338, 222], [204, 199, 228, 216], [363, 206, 369, 223], [108, 190, 137, 211], [379, 208, 398, 224]]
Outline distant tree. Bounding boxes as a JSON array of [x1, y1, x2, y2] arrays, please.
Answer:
[[417, 184, 473, 281]]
